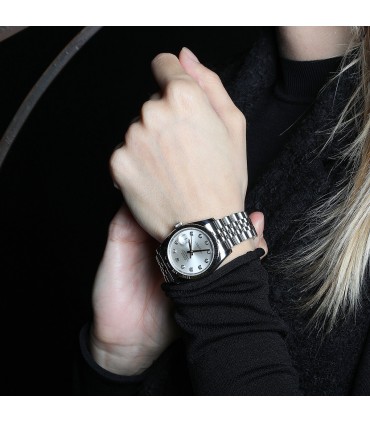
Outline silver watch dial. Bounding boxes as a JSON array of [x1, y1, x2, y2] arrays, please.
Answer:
[[167, 227, 215, 277]]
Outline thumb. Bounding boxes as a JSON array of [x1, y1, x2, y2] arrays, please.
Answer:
[[179, 47, 238, 123], [249, 211, 268, 259], [249, 211, 265, 237]]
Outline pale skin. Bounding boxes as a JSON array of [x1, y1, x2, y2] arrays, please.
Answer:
[[276, 26, 352, 60], [0, 26, 352, 376], [91, 27, 352, 376]]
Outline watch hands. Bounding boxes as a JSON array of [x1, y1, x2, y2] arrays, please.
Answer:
[[188, 239, 193, 258], [186, 249, 210, 253]]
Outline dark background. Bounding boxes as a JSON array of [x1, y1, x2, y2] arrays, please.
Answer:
[[0, 26, 259, 394]]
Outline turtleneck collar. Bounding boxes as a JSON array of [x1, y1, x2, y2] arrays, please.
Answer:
[[273, 55, 344, 104]]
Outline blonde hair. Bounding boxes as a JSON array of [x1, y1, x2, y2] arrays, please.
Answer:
[[275, 27, 370, 332]]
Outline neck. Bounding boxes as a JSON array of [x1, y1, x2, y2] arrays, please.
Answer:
[[276, 26, 352, 61]]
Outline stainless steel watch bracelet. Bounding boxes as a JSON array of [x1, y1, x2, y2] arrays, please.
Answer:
[[212, 211, 257, 249]]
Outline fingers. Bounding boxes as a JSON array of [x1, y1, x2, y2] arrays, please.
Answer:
[[130, 93, 160, 125], [110, 51, 248, 243], [151, 52, 193, 91], [151, 48, 244, 136], [249, 211, 268, 259], [151, 48, 235, 119], [249, 211, 264, 235], [113, 91, 160, 156], [178, 47, 241, 123]]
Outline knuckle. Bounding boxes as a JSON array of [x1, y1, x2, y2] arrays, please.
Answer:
[[165, 78, 190, 97], [151, 52, 176, 68], [140, 100, 161, 126], [124, 121, 141, 147], [165, 78, 202, 108], [109, 147, 124, 176], [204, 69, 222, 85], [140, 100, 168, 129]]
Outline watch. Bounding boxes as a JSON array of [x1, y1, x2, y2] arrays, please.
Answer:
[[156, 211, 257, 284]]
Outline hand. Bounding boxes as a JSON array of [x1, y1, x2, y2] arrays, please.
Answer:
[[110, 47, 248, 243], [90, 203, 180, 376], [249, 211, 268, 259], [90, 206, 267, 376]]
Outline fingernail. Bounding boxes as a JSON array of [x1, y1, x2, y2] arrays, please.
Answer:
[[182, 46, 200, 63]]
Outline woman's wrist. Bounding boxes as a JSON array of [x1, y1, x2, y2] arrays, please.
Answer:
[[218, 239, 255, 268]]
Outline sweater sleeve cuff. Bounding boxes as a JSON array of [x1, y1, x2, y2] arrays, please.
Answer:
[[79, 322, 147, 383], [161, 247, 266, 297], [74, 322, 191, 395]]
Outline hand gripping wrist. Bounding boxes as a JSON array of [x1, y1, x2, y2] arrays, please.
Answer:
[[89, 330, 159, 376]]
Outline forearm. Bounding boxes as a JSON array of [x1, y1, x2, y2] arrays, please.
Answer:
[[162, 249, 302, 395]]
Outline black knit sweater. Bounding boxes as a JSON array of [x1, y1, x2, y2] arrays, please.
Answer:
[[74, 28, 370, 395]]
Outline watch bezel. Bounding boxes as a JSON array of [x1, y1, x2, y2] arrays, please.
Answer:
[[157, 220, 230, 283]]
